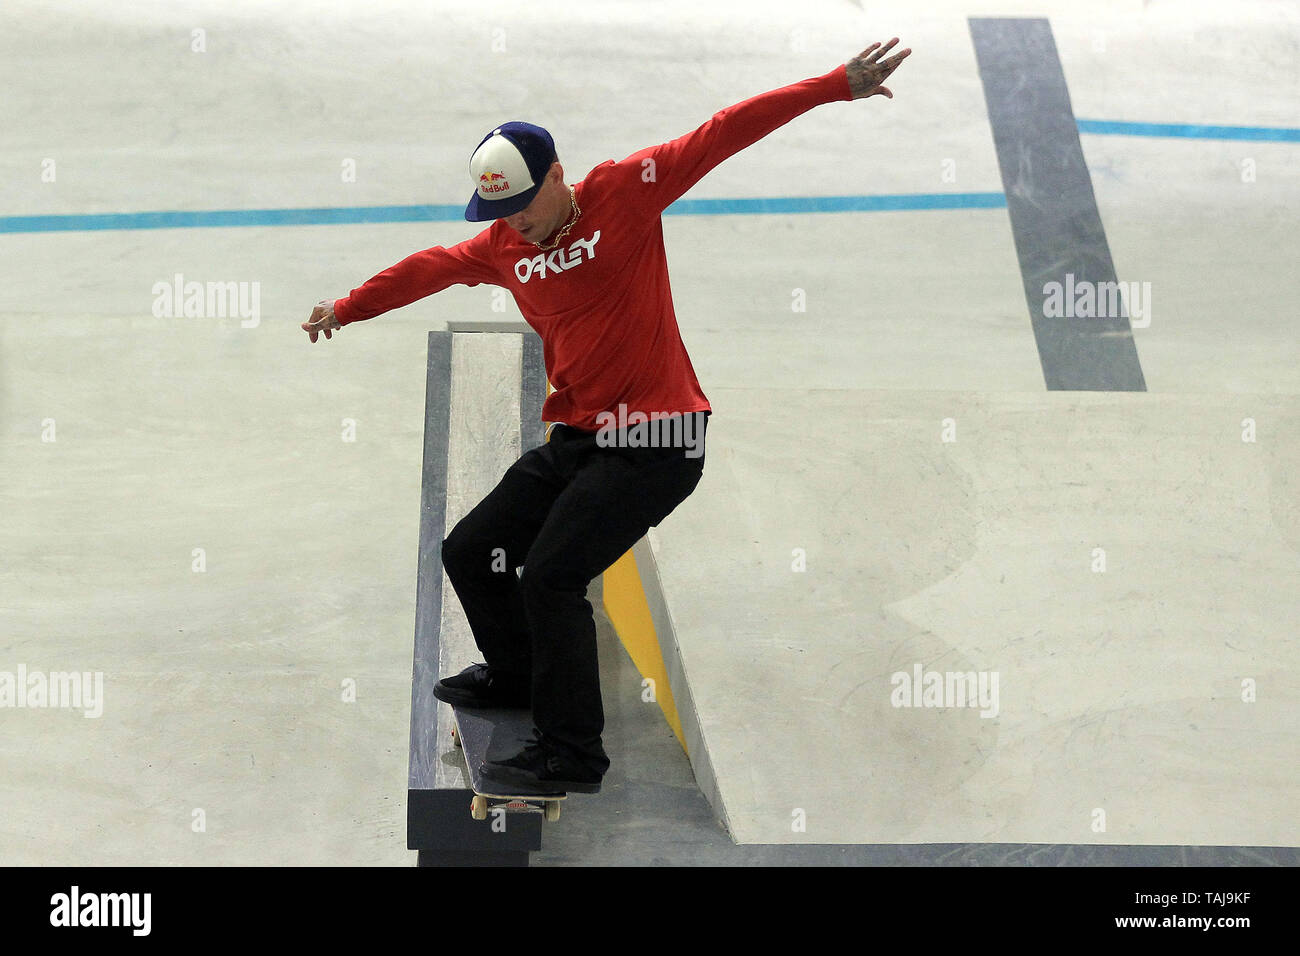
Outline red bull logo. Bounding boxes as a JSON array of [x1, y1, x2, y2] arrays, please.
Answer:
[[478, 170, 511, 194]]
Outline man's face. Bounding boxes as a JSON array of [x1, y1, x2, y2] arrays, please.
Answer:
[[503, 200, 542, 241], [503, 163, 563, 241]]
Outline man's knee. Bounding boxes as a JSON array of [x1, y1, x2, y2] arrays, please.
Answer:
[[440, 524, 479, 579], [518, 556, 591, 607], [443, 524, 525, 582]]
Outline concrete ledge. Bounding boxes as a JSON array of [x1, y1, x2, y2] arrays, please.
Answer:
[[406, 330, 548, 860]]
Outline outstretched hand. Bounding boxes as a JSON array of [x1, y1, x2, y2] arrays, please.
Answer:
[[846, 38, 911, 100], [303, 299, 340, 343]]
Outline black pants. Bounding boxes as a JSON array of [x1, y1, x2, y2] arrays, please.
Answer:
[[440, 411, 709, 774]]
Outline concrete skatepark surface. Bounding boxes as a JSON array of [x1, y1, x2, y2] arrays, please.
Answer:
[[1, 0, 1296, 864]]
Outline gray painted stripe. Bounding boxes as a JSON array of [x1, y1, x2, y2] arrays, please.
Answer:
[[969, 17, 1147, 391], [520, 331, 547, 448], [408, 331, 453, 791]]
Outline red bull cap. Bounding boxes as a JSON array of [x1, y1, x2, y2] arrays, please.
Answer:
[[465, 122, 557, 222]]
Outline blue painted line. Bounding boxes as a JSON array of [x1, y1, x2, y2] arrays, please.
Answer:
[[0, 204, 466, 234], [1077, 119, 1300, 142], [0, 192, 1006, 235], [664, 192, 1007, 215]]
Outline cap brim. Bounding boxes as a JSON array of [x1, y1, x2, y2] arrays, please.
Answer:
[[465, 184, 542, 222]]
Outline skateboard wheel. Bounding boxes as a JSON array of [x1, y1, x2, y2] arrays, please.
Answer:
[[544, 801, 561, 823], [471, 795, 488, 821]]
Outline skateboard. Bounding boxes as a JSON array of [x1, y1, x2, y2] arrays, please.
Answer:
[[449, 703, 566, 823]]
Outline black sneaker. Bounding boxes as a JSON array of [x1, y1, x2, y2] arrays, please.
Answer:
[[432, 663, 530, 709], [480, 738, 603, 794]]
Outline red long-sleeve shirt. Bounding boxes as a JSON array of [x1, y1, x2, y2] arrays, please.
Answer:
[[334, 64, 853, 431]]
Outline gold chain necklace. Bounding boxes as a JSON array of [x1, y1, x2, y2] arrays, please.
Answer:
[[532, 186, 580, 251]]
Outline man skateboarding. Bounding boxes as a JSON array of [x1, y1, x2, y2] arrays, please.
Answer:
[[303, 39, 910, 795]]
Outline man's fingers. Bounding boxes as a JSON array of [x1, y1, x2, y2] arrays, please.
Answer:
[[866, 37, 898, 62], [881, 48, 911, 69], [304, 316, 331, 343], [305, 299, 338, 342], [878, 60, 903, 83]]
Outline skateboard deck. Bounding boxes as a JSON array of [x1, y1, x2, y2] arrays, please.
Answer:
[[450, 704, 566, 822]]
